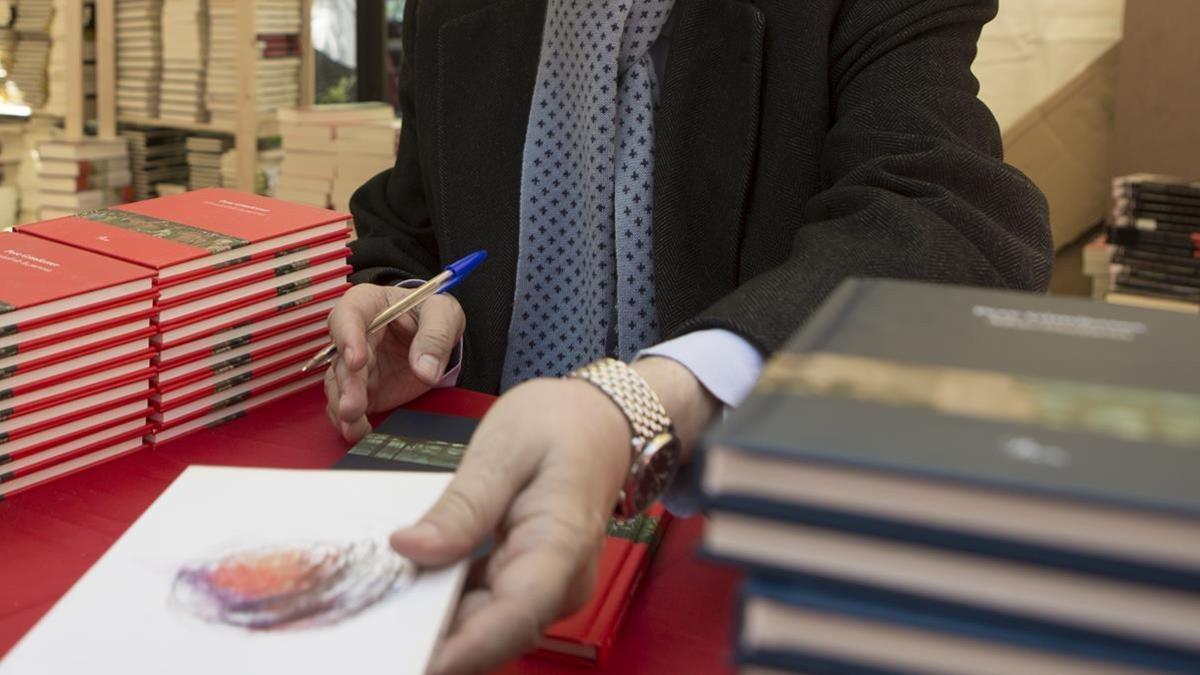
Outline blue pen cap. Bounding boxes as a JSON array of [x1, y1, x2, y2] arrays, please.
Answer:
[[439, 250, 488, 292]]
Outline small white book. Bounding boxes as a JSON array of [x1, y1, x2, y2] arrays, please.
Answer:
[[0, 466, 467, 675]]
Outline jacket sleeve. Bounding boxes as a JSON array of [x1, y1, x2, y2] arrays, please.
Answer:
[[674, 0, 1053, 353], [346, 0, 440, 286]]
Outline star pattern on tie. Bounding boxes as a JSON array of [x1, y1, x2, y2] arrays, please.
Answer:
[[503, 0, 672, 391]]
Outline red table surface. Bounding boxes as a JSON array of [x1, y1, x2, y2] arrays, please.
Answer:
[[0, 386, 741, 674]]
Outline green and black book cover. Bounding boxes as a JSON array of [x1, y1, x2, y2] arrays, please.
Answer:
[[701, 278, 1200, 587]]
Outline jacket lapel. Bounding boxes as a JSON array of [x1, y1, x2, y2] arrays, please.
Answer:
[[653, 0, 766, 334]]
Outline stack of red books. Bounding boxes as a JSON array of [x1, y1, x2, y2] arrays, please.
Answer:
[[19, 188, 352, 445], [0, 233, 156, 498]]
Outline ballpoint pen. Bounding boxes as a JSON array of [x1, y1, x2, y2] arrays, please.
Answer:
[[301, 250, 487, 373]]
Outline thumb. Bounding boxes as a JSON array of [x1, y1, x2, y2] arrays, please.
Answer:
[[390, 469, 513, 567]]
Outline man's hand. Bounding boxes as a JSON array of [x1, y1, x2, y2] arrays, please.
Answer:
[[390, 357, 720, 675], [324, 283, 465, 442]]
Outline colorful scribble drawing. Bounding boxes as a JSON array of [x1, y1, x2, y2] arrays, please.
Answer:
[[171, 539, 414, 630]]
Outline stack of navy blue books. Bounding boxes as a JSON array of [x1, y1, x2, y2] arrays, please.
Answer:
[[698, 278, 1200, 675]]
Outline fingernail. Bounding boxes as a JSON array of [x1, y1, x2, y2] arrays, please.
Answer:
[[417, 354, 440, 381]]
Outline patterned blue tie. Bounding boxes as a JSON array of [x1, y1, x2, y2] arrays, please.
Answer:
[[502, 0, 674, 390]]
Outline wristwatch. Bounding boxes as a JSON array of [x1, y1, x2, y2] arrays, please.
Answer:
[[567, 358, 684, 519]]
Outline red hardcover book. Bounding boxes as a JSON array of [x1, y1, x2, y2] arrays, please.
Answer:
[[0, 329, 154, 385], [0, 437, 148, 499], [1, 362, 153, 418], [157, 328, 327, 392], [1, 373, 152, 438], [1, 423, 154, 483], [0, 317, 153, 365], [155, 342, 323, 410], [17, 188, 351, 285], [0, 348, 154, 402], [0, 301, 155, 357], [157, 249, 350, 312], [156, 238, 348, 304], [156, 266, 351, 329], [150, 374, 324, 444], [154, 364, 321, 424], [157, 302, 334, 370], [156, 284, 348, 350], [0, 231, 155, 335], [159, 229, 351, 289], [0, 365, 154, 422], [537, 505, 671, 664], [0, 389, 152, 446], [0, 403, 150, 464]]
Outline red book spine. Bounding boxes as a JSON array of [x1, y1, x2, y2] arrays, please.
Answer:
[[537, 506, 670, 664]]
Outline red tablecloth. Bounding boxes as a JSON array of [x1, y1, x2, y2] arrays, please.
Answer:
[[0, 386, 740, 673]]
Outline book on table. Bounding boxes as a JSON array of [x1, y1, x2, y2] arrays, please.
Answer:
[[700, 277, 1200, 673], [17, 188, 352, 444], [339, 407, 671, 665], [0, 231, 156, 498]]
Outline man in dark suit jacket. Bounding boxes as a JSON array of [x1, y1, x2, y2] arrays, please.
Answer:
[[325, 0, 1051, 671]]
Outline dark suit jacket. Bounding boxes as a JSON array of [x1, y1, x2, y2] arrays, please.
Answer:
[[349, 0, 1053, 394]]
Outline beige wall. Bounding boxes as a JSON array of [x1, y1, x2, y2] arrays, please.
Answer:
[[975, 0, 1125, 132]]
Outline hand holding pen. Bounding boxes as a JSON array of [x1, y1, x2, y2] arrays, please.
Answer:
[[315, 251, 486, 441]]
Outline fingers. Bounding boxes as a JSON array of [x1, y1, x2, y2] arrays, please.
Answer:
[[391, 409, 533, 566], [324, 367, 371, 442], [431, 519, 592, 675], [408, 294, 465, 385], [389, 467, 514, 566], [327, 284, 390, 372]]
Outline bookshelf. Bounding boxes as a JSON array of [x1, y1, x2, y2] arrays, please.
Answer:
[[90, 0, 316, 192]]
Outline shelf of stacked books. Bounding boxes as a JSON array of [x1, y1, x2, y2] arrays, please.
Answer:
[[1100, 174, 1200, 315], [275, 103, 399, 211], [99, 0, 313, 192]]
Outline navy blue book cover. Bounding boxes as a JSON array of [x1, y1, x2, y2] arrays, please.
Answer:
[[736, 576, 1200, 674], [704, 278, 1200, 519]]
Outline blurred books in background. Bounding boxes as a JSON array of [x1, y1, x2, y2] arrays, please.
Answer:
[[1089, 175, 1200, 316], [34, 138, 131, 220], [276, 103, 398, 211]]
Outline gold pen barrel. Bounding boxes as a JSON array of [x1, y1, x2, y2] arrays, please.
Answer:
[[302, 270, 456, 373]]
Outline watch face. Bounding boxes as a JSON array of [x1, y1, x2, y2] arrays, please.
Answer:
[[621, 433, 682, 517]]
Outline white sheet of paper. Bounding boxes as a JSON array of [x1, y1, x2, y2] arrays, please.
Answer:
[[0, 466, 467, 675]]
